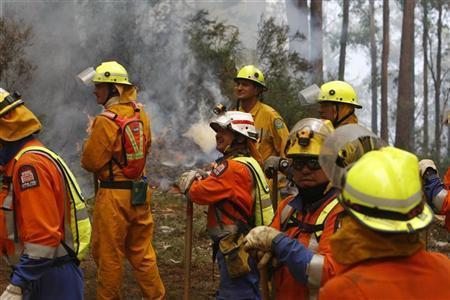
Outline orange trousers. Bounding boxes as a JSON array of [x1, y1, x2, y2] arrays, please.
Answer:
[[92, 188, 165, 299]]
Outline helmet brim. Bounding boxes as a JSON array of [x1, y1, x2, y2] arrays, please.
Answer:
[[345, 203, 434, 234]]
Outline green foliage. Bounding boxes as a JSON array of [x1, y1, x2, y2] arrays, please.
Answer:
[[0, 16, 35, 90], [187, 10, 241, 103], [256, 17, 316, 128]]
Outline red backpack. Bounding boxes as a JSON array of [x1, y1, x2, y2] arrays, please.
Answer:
[[101, 101, 148, 179]]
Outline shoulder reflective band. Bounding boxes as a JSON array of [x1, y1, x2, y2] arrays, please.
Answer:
[[314, 199, 339, 238]]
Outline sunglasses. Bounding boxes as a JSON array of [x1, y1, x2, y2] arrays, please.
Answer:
[[292, 158, 321, 171]]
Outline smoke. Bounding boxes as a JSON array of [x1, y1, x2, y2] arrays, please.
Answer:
[[2, 1, 227, 195]]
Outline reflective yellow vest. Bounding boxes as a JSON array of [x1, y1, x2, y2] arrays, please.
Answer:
[[14, 146, 91, 260], [232, 156, 274, 226]]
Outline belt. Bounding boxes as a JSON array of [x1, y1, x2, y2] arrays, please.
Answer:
[[99, 181, 133, 190]]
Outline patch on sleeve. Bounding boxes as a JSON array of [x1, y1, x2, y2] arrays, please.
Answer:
[[18, 165, 40, 191], [274, 118, 285, 130], [211, 161, 228, 177]]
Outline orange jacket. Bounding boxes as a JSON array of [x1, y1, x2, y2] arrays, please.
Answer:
[[270, 190, 344, 300], [188, 159, 254, 231], [1, 139, 68, 258], [81, 100, 151, 181], [319, 249, 450, 300]]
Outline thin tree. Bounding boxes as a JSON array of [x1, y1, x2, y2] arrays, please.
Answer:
[[310, 0, 323, 84], [422, 0, 429, 156], [380, 0, 389, 142], [369, 0, 378, 134], [338, 0, 349, 80], [297, 0, 309, 57], [432, 0, 443, 163], [395, 0, 415, 151]]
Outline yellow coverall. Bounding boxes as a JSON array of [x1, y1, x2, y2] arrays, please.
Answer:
[[241, 101, 289, 160], [81, 91, 165, 299]]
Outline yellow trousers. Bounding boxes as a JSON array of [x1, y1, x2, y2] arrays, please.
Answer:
[[92, 188, 165, 299]]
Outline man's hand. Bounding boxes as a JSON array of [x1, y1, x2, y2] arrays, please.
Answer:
[[0, 284, 22, 300], [177, 169, 208, 194], [244, 226, 283, 252]]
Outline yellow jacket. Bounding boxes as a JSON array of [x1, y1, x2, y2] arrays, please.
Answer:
[[81, 98, 151, 181], [241, 101, 289, 160]]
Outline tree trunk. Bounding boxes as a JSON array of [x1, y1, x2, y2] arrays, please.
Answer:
[[297, 0, 309, 58], [381, 0, 389, 142], [395, 0, 415, 151], [338, 0, 349, 81], [434, 0, 442, 163], [422, 0, 429, 156], [310, 0, 323, 84], [369, 0, 378, 134]]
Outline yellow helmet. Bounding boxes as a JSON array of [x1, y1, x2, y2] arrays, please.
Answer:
[[0, 89, 42, 142], [285, 118, 334, 157], [340, 147, 433, 233], [234, 65, 266, 88], [93, 61, 132, 85], [317, 81, 361, 108]]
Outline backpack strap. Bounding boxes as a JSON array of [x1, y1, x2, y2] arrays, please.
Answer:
[[214, 201, 251, 234]]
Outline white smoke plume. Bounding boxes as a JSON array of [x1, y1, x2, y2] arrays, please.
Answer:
[[2, 1, 228, 194]]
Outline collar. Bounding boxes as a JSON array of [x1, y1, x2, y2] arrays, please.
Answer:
[[288, 185, 338, 213], [239, 100, 262, 118], [103, 96, 120, 109]]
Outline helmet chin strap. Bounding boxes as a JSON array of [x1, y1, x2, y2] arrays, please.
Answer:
[[102, 84, 118, 107], [333, 103, 354, 127]]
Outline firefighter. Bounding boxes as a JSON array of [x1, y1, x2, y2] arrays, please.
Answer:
[[319, 147, 450, 299], [244, 118, 344, 300], [178, 108, 274, 300], [234, 65, 289, 161], [80, 61, 165, 299], [0, 89, 83, 299], [317, 81, 361, 128], [419, 159, 450, 235]]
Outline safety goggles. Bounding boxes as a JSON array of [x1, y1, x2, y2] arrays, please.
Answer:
[[292, 158, 321, 171]]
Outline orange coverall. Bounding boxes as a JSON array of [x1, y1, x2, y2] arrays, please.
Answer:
[[270, 190, 343, 300], [442, 167, 450, 231], [81, 100, 164, 299], [319, 249, 450, 299]]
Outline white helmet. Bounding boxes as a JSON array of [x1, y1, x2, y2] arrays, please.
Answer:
[[210, 110, 258, 141]]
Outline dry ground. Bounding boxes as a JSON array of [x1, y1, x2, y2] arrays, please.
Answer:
[[1, 191, 449, 299]]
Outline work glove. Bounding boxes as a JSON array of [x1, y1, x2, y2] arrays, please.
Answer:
[[0, 284, 22, 300], [419, 159, 438, 178], [177, 169, 208, 194], [264, 156, 290, 179], [243, 226, 283, 253]]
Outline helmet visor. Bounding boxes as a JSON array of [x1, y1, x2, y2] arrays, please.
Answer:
[[319, 124, 387, 189], [298, 84, 321, 106], [76, 67, 95, 86]]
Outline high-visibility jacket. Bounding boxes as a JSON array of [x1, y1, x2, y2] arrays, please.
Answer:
[[319, 249, 450, 300], [0, 139, 74, 262], [240, 101, 289, 161], [270, 189, 344, 300], [189, 155, 273, 238]]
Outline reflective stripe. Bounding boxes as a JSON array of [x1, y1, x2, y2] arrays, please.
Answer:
[[433, 189, 448, 212], [23, 242, 67, 259], [314, 199, 339, 238], [77, 207, 89, 220], [280, 204, 293, 225], [345, 183, 421, 208], [207, 224, 239, 239], [1, 189, 13, 209], [307, 254, 325, 289], [308, 235, 319, 252]]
